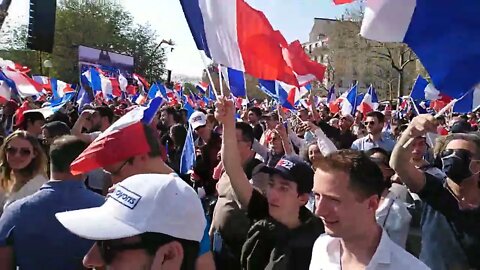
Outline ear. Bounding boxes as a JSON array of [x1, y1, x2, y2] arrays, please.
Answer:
[[298, 193, 310, 207], [150, 241, 184, 270], [471, 160, 480, 175], [366, 195, 380, 212]]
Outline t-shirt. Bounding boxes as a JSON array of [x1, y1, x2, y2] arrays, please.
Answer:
[[418, 173, 480, 269], [0, 180, 105, 270]]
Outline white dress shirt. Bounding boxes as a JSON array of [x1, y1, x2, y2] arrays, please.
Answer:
[[309, 230, 430, 270], [376, 192, 412, 248]]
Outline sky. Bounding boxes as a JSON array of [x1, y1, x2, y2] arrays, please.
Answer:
[[2, 0, 346, 79]]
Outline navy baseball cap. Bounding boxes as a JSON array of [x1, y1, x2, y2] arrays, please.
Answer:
[[261, 155, 314, 194]]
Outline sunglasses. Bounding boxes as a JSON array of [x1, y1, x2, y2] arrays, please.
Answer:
[[6, 147, 32, 157], [98, 240, 146, 264], [364, 121, 376, 126], [104, 159, 131, 176]]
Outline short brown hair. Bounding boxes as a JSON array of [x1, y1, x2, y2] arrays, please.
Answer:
[[434, 133, 480, 159], [313, 150, 384, 200]]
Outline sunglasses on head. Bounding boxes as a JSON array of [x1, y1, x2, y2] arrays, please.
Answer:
[[6, 147, 32, 157]]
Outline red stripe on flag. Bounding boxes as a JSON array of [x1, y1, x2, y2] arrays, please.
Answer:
[[236, 0, 299, 86]]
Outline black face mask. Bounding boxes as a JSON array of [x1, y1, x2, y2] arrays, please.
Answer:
[[441, 149, 474, 184]]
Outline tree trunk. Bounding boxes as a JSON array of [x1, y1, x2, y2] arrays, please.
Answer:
[[397, 71, 404, 98], [0, 0, 13, 30]]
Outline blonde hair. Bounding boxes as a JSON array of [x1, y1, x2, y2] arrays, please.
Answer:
[[0, 131, 47, 192]]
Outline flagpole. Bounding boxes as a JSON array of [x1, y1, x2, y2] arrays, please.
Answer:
[[218, 64, 225, 97], [402, 90, 471, 149], [198, 52, 220, 98]]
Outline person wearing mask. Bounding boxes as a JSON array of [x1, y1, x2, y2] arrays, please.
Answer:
[[351, 111, 396, 152], [16, 111, 45, 138], [68, 107, 215, 270], [56, 174, 205, 270], [247, 107, 264, 140], [72, 106, 114, 143], [0, 131, 47, 212], [391, 114, 480, 269], [0, 136, 105, 269], [310, 150, 428, 269], [216, 97, 324, 270], [366, 148, 412, 248], [211, 122, 269, 270]]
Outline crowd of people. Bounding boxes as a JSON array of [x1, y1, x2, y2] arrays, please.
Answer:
[[0, 93, 479, 270]]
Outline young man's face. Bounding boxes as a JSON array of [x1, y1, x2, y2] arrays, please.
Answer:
[[248, 111, 258, 124], [365, 116, 382, 135], [83, 236, 154, 270], [266, 174, 306, 224], [313, 169, 378, 239]]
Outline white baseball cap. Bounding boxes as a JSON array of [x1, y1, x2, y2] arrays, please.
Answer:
[[56, 174, 206, 242], [189, 111, 207, 130]]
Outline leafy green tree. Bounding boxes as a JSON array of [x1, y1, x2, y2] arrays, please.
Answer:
[[0, 0, 167, 83]]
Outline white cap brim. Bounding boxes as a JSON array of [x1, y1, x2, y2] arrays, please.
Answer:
[[56, 207, 142, 241]]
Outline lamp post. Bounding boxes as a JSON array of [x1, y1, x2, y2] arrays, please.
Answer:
[[43, 59, 53, 77]]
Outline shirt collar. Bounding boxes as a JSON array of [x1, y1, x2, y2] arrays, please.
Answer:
[[365, 134, 384, 143], [41, 180, 86, 190], [367, 230, 392, 267]]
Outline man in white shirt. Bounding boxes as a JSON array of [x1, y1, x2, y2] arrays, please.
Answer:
[[310, 150, 429, 270]]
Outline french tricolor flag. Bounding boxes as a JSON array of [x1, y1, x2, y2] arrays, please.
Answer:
[[195, 82, 209, 95], [180, 0, 298, 86], [71, 99, 163, 175], [51, 78, 75, 100], [453, 86, 480, 113], [221, 67, 246, 98], [360, 0, 480, 98], [340, 84, 358, 116], [357, 85, 379, 114], [410, 75, 452, 112]]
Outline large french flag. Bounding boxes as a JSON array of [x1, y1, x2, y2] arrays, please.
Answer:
[[360, 0, 480, 98], [71, 100, 163, 175], [180, 0, 298, 86], [453, 86, 480, 113], [357, 85, 379, 114], [221, 67, 246, 97]]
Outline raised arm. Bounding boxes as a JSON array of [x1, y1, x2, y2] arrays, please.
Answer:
[[216, 98, 253, 208], [390, 115, 438, 193], [71, 110, 95, 143]]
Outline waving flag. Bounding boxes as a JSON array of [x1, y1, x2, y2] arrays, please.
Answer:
[[2, 69, 43, 97], [283, 40, 326, 86], [77, 86, 93, 111], [258, 80, 294, 110], [221, 67, 246, 97], [180, 0, 298, 86], [195, 82, 209, 94], [118, 73, 128, 93], [453, 86, 480, 113], [410, 75, 452, 112], [357, 85, 379, 114], [133, 74, 149, 93], [27, 92, 76, 119], [180, 123, 196, 174], [360, 0, 480, 98], [341, 84, 358, 116], [51, 79, 74, 100]]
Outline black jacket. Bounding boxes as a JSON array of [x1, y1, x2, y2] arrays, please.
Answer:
[[241, 206, 324, 270]]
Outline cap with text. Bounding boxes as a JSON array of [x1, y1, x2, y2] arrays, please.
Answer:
[[56, 173, 206, 242]]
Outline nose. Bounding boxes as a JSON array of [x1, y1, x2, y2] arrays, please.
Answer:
[[83, 244, 105, 268], [314, 196, 329, 218]]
